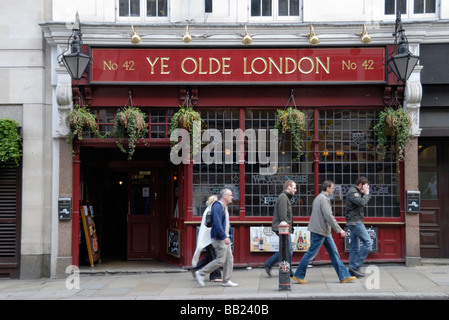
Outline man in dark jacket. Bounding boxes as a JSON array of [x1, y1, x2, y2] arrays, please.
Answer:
[[264, 180, 296, 277], [195, 188, 238, 287], [344, 176, 373, 278]]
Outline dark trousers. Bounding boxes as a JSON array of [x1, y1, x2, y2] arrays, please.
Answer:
[[194, 244, 222, 280]]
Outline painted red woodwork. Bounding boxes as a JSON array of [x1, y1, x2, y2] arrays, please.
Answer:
[[71, 45, 406, 267]]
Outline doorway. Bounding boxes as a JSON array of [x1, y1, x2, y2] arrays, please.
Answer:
[[80, 147, 173, 263], [418, 139, 449, 258]]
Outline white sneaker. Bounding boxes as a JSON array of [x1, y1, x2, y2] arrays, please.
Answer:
[[221, 280, 238, 287], [195, 271, 205, 286]]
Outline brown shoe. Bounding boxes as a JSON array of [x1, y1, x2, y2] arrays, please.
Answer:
[[340, 276, 357, 283], [292, 276, 308, 284]]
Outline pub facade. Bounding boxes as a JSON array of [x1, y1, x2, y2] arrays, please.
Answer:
[[4, 0, 447, 278]]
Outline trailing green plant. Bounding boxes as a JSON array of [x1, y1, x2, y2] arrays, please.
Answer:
[[112, 106, 148, 160], [169, 104, 205, 156], [373, 106, 411, 162], [275, 107, 307, 158], [0, 119, 22, 166], [66, 104, 101, 153]]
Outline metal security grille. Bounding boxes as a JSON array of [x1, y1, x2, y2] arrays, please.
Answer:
[[192, 110, 240, 216]]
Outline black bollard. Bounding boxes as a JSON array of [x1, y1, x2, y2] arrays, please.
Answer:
[[278, 223, 291, 291]]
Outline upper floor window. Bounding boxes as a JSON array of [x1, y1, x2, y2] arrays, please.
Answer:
[[385, 0, 436, 16], [251, 0, 301, 20], [118, 0, 167, 18]]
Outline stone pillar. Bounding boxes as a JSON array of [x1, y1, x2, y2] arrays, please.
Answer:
[[403, 45, 423, 266]]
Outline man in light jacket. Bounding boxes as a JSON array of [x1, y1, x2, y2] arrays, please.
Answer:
[[293, 180, 356, 284]]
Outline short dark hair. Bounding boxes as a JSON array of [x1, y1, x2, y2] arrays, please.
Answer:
[[321, 180, 334, 192], [355, 176, 370, 186]]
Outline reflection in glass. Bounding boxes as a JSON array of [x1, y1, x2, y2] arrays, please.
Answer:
[[419, 172, 438, 199]]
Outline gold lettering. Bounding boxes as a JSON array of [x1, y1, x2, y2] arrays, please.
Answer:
[[181, 57, 197, 74], [146, 57, 159, 74], [251, 57, 267, 75], [243, 57, 251, 74], [209, 58, 221, 74], [198, 58, 207, 74], [298, 57, 314, 74], [222, 57, 231, 75], [316, 57, 330, 74], [103, 60, 118, 71], [285, 57, 296, 74], [268, 57, 283, 75], [160, 57, 170, 74]]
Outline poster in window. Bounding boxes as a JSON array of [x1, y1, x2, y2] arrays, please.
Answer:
[[250, 226, 310, 252]]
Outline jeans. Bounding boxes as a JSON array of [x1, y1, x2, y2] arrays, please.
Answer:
[[348, 223, 373, 270], [294, 232, 351, 282], [265, 233, 294, 275]]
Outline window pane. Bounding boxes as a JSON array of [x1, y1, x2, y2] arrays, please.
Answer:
[[158, 0, 167, 16], [397, 0, 407, 14], [147, 0, 156, 16], [119, 0, 129, 16], [192, 110, 240, 216], [251, 0, 261, 16], [319, 109, 400, 218], [419, 172, 438, 199], [426, 0, 436, 13], [262, 0, 272, 16], [414, 0, 424, 13], [130, 0, 140, 16], [385, 0, 395, 14], [419, 145, 437, 166], [290, 0, 300, 16], [244, 109, 315, 217], [279, 0, 288, 16]]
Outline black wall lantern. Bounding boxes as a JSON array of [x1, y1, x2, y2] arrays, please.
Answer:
[[57, 12, 91, 80], [387, 11, 420, 82]]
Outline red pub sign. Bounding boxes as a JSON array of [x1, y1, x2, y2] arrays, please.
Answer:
[[90, 47, 386, 84]]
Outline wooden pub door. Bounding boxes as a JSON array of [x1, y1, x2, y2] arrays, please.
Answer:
[[127, 167, 166, 259], [418, 139, 449, 258]]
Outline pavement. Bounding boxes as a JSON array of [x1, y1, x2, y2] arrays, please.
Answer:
[[0, 260, 449, 301]]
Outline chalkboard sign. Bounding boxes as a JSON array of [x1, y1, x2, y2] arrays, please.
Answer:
[[344, 226, 378, 253], [80, 205, 101, 266], [167, 228, 181, 258]]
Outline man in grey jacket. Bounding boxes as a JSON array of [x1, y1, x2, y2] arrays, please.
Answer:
[[345, 176, 373, 278], [292, 180, 356, 284], [264, 180, 296, 277]]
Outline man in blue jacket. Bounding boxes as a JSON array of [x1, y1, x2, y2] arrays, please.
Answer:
[[195, 188, 238, 287]]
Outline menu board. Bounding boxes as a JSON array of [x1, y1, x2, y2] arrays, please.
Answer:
[[167, 228, 181, 258], [80, 205, 101, 266], [250, 226, 310, 252]]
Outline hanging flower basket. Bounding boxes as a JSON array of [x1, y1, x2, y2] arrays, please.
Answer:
[[169, 104, 205, 156], [275, 107, 307, 157], [373, 106, 411, 162], [112, 106, 148, 160], [0, 118, 22, 166], [66, 104, 102, 154]]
